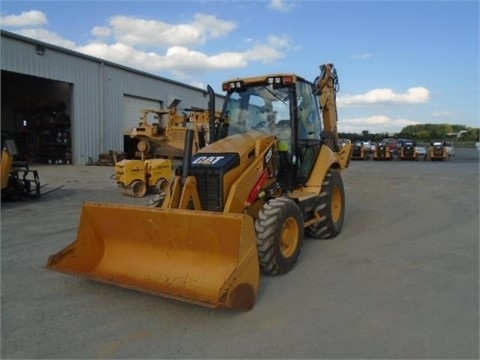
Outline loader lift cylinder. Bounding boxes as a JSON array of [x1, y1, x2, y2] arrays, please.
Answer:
[[207, 85, 216, 144], [181, 128, 195, 185]]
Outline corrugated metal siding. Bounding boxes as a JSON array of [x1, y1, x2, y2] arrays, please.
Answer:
[[1, 31, 224, 165]]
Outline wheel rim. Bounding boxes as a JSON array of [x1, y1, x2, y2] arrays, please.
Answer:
[[132, 181, 146, 197], [331, 186, 342, 222], [280, 217, 299, 258], [137, 140, 150, 153]]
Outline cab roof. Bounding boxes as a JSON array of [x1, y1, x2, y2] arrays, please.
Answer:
[[222, 73, 309, 88]]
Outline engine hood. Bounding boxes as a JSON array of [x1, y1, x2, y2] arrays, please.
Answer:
[[194, 132, 276, 165]]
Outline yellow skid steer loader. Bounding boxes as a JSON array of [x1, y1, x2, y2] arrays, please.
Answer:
[[46, 64, 353, 310]]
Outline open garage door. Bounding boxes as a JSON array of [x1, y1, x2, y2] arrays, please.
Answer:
[[123, 95, 161, 134], [1, 71, 73, 164]]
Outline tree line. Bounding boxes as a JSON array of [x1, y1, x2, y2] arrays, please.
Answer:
[[339, 124, 479, 143]]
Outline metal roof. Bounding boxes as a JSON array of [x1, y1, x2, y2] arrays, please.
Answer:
[[0, 29, 213, 96]]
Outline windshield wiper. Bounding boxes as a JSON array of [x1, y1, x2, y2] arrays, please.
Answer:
[[262, 86, 287, 106]]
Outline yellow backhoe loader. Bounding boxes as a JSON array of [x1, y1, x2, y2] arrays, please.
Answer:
[[46, 63, 353, 310]]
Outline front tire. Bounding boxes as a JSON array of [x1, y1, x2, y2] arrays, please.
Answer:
[[255, 197, 304, 275], [306, 169, 345, 239]]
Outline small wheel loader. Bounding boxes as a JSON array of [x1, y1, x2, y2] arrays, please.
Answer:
[[46, 63, 353, 310]]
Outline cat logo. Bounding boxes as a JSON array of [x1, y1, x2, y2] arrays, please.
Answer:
[[192, 156, 225, 165]]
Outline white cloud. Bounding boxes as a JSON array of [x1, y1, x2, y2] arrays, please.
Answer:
[[3, 9, 289, 79], [268, 0, 295, 12], [0, 10, 47, 27], [351, 53, 373, 60], [75, 42, 248, 76], [0, 8, 289, 79], [192, 13, 237, 39], [15, 29, 76, 49], [338, 87, 430, 106], [163, 46, 246, 71], [340, 115, 419, 133], [245, 35, 292, 63], [91, 26, 111, 38], [207, 51, 248, 69], [432, 110, 454, 118], [76, 42, 134, 63], [104, 13, 236, 48]]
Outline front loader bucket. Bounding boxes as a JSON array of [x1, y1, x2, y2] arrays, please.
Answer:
[[46, 202, 260, 310]]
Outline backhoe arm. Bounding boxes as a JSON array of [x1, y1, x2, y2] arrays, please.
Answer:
[[313, 63, 340, 152]]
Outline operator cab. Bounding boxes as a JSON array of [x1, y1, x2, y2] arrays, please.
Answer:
[[218, 75, 323, 189]]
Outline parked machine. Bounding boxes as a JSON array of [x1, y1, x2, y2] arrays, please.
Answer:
[[46, 63, 353, 310], [351, 141, 369, 160], [398, 140, 419, 160], [426, 140, 450, 161], [130, 85, 220, 160], [1, 139, 41, 201], [382, 138, 399, 155], [444, 141, 455, 159], [116, 86, 220, 197], [373, 141, 394, 160], [114, 158, 173, 197]]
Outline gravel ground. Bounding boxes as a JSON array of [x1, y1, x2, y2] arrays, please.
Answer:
[[1, 148, 479, 359]]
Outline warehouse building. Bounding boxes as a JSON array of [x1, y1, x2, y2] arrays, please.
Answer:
[[1, 30, 224, 165]]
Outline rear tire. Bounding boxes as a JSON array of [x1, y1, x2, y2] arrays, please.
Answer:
[[255, 197, 304, 275], [306, 169, 345, 239]]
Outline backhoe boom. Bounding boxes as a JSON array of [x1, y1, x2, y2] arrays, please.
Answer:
[[313, 63, 340, 152]]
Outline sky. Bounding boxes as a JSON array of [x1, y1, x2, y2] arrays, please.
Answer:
[[1, 0, 478, 134]]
